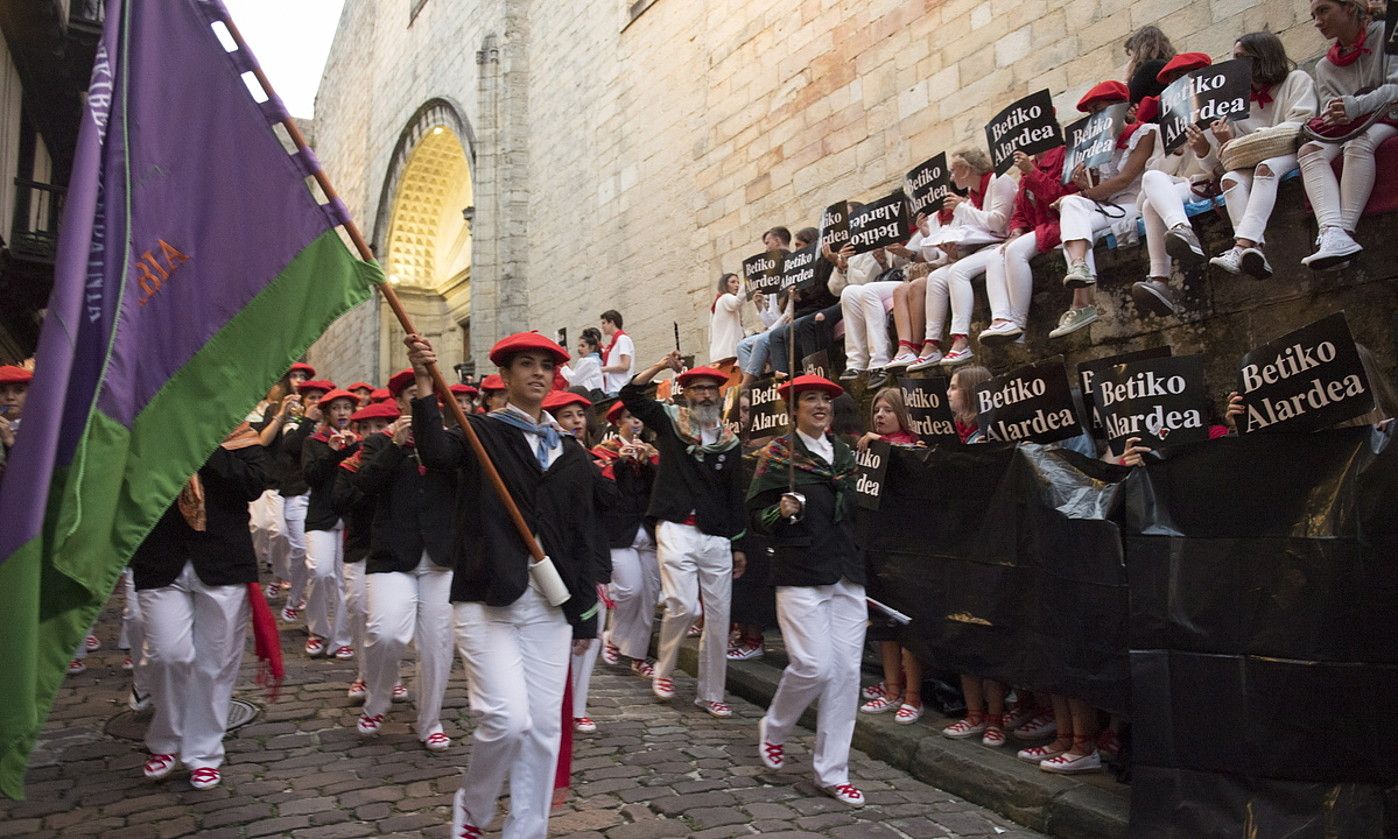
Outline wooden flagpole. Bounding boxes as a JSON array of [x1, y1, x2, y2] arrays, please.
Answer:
[[222, 16, 548, 565]]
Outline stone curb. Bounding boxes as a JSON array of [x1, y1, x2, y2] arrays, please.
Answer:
[[676, 642, 1129, 838]]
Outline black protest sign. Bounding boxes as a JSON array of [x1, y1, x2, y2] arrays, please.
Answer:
[[975, 356, 1083, 445], [802, 350, 831, 380], [854, 439, 892, 510], [847, 190, 909, 254], [745, 374, 789, 442], [905, 153, 952, 217], [782, 242, 821, 293], [1078, 345, 1173, 432], [898, 376, 960, 445], [817, 201, 850, 256], [742, 250, 785, 299], [1159, 59, 1253, 152], [986, 89, 1064, 175], [1094, 354, 1211, 456], [1061, 102, 1129, 184], [1236, 312, 1373, 434]]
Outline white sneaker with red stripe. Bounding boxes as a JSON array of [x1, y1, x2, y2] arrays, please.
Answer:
[[630, 659, 655, 680], [66, 659, 86, 676], [143, 753, 177, 780], [356, 713, 385, 735], [333, 645, 354, 660], [304, 636, 327, 657], [423, 731, 451, 752], [861, 682, 891, 701], [279, 606, 300, 623], [392, 682, 408, 703], [821, 783, 865, 808], [602, 638, 621, 665], [189, 767, 221, 790], [85, 635, 100, 653], [451, 788, 484, 839], [346, 679, 367, 701], [651, 676, 675, 700], [573, 716, 597, 733], [757, 717, 784, 770], [694, 699, 732, 719]]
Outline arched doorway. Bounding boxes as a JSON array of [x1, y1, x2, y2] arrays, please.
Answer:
[[374, 100, 474, 382]]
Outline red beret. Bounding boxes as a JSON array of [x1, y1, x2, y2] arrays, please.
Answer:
[[350, 402, 399, 423], [1076, 80, 1129, 112], [387, 368, 416, 398], [289, 362, 316, 378], [317, 388, 359, 408], [777, 374, 844, 402], [346, 381, 373, 393], [543, 391, 591, 412], [0, 365, 33, 385], [676, 366, 728, 388], [606, 401, 630, 425], [1157, 52, 1212, 84], [298, 379, 335, 395], [489, 331, 570, 367], [449, 383, 479, 397], [481, 374, 505, 392], [369, 388, 392, 404]]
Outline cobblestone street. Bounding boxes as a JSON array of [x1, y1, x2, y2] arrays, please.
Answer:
[[0, 595, 1047, 838]]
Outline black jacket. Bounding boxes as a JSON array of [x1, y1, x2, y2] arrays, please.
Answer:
[[302, 431, 360, 532], [131, 445, 267, 590], [332, 462, 375, 564], [275, 420, 313, 497], [619, 383, 746, 539], [594, 446, 657, 548], [747, 435, 864, 588], [351, 431, 456, 574], [411, 398, 605, 633]]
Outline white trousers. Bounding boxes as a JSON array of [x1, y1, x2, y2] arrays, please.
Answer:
[[608, 528, 659, 660], [1058, 195, 1138, 275], [1300, 123, 1398, 232], [653, 521, 732, 703], [363, 553, 454, 738], [305, 524, 349, 647], [454, 586, 571, 839], [282, 494, 309, 604], [838, 281, 899, 369], [248, 490, 288, 580], [925, 246, 999, 341], [1221, 153, 1297, 245], [985, 232, 1040, 328], [1139, 171, 1195, 278], [762, 578, 867, 787], [343, 559, 367, 680], [120, 569, 150, 697], [138, 562, 249, 770], [571, 611, 603, 717]]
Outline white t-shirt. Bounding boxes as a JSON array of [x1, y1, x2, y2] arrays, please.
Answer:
[[602, 332, 636, 395], [563, 354, 605, 392]]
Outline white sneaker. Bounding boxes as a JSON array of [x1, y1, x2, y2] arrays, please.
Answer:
[[1209, 246, 1245, 275], [907, 348, 944, 372], [941, 346, 974, 366], [758, 717, 784, 770], [346, 679, 367, 701], [451, 788, 485, 839], [694, 699, 733, 719], [1062, 259, 1096, 288], [1164, 223, 1205, 265], [979, 321, 1023, 345], [1048, 305, 1099, 339], [885, 350, 920, 370], [1301, 227, 1362, 270], [128, 688, 153, 713], [1238, 246, 1273, 280], [821, 783, 866, 808], [1040, 750, 1102, 774]]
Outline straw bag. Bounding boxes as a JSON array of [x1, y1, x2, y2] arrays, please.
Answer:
[[1219, 125, 1301, 172]]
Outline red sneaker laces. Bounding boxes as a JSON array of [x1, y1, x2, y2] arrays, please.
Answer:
[[833, 783, 861, 798]]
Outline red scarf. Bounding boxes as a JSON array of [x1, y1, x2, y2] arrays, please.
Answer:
[[1250, 85, 1275, 108], [603, 329, 627, 365], [955, 418, 979, 444], [248, 584, 284, 700], [880, 430, 920, 446], [1327, 27, 1370, 67], [970, 171, 992, 209], [1117, 96, 1156, 149]]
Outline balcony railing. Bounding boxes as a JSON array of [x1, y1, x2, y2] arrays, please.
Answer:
[[10, 179, 66, 262]]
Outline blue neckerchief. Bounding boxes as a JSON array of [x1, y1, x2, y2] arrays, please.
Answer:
[[488, 407, 561, 468]]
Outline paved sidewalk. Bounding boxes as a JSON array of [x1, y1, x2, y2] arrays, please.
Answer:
[[0, 593, 1047, 838]]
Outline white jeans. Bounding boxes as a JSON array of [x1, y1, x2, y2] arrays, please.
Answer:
[[342, 559, 367, 680], [1140, 171, 1195, 278], [762, 578, 867, 787], [282, 493, 309, 604], [454, 586, 571, 839], [120, 569, 151, 698], [363, 553, 454, 737], [838, 281, 899, 369], [249, 490, 287, 580], [1058, 195, 1138, 275], [138, 562, 249, 770], [985, 232, 1039, 328], [1221, 153, 1297, 245], [1299, 123, 1398, 232], [305, 524, 349, 647], [571, 611, 604, 717], [653, 521, 732, 703], [608, 528, 659, 660], [925, 246, 999, 341]]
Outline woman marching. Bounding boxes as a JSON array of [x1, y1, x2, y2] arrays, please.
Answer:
[[300, 388, 363, 659], [748, 374, 868, 808]]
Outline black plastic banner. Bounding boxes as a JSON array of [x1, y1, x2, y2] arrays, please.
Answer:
[[985, 89, 1064, 175], [817, 201, 850, 257], [1159, 58, 1253, 152], [898, 376, 959, 445], [1093, 353, 1210, 456], [975, 356, 1083, 445], [853, 439, 891, 510], [781, 242, 820, 293], [904, 152, 952, 217], [1236, 311, 1373, 434], [1078, 345, 1172, 432], [847, 190, 909, 255], [1061, 102, 1129, 183], [744, 374, 788, 442], [802, 349, 831, 380], [742, 250, 785, 299]]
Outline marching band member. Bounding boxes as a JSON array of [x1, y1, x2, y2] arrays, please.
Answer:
[[300, 388, 361, 659]]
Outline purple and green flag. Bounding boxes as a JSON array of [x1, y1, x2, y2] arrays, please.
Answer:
[[0, 0, 380, 798]]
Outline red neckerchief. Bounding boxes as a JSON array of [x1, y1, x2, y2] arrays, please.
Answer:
[[1250, 85, 1275, 108], [970, 171, 992, 210], [603, 329, 627, 365], [880, 430, 920, 445], [1328, 27, 1370, 67], [955, 419, 979, 444], [711, 294, 722, 313], [1118, 96, 1159, 148]]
